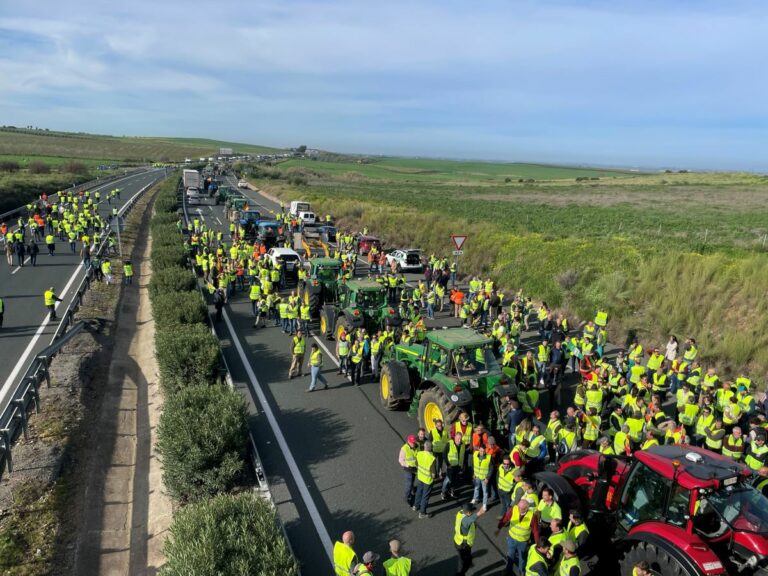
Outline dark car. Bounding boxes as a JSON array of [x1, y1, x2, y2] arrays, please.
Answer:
[[318, 225, 337, 243]]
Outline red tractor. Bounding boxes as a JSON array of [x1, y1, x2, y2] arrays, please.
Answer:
[[536, 445, 768, 575]]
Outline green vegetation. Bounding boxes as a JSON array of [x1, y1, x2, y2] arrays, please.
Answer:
[[156, 385, 248, 503], [161, 493, 300, 576], [0, 173, 93, 215], [0, 128, 280, 164], [258, 160, 768, 377]]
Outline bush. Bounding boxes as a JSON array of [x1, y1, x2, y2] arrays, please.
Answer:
[[156, 385, 248, 502], [161, 493, 299, 575], [0, 160, 20, 173], [151, 242, 187, 270], [149, 266, 196, 298], [28, 161, 51, 174], [152, 291, 207, 327], [61, 161, 88, 175], [155, 324, 220, 393]]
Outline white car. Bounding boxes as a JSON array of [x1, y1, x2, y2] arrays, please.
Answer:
[[298, 211, 316, 224], [386, 249, 424, 272], [186, 187, 201, 205], [237, 179, 248, 188], [267, 247, 302, 279]]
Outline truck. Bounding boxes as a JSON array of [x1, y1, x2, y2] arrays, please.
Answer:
[[539, 445, 768, 575], [318, 279, 402, 342], [290, 200, 311, 217], [183, 169, 200, 190], [378, 328, 516, 431]]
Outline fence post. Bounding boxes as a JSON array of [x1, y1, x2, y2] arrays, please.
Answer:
[[14, 399, 28, 441], [1, 430, 13, 473]]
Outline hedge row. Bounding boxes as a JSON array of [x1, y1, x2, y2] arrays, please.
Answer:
[[148, 176, 297, 574]]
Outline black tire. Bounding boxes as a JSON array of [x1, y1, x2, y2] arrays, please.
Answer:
[[335, 314, 352, 342], [418, 386, 460, 434], [619, 541, 693, 576], [308, 291, 321, 316], [319, 307, 334, 340], [379, 361, 410, 410]]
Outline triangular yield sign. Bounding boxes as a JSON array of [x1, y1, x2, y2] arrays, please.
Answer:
[[451, 235, 467, 250]]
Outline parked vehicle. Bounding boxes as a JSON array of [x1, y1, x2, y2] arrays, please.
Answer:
[[237, 179, 248, 188], [183, 169, 200, 190], [290, 200, 311, 217], [356, 234, 381, 255], [267, 248, 302, 285], [386, 249, 424, 272], [298, 211, 317, 224]]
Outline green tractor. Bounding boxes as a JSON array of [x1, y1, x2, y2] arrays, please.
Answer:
[[214, 185, 235, 205], [301, 257, 343, 318], [379, 328, 516, 434], [318, 279, 403, 340]]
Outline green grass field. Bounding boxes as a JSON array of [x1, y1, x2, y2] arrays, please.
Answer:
[[278, 158, 634, 183], [0, 154, 117, 167], [0, 129, 280, 163], [257, 158, 768, 377]]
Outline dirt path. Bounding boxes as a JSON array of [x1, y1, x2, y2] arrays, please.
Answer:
[[73, 230, 172, 575]]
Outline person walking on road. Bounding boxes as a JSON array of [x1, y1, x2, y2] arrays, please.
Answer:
[[454, 502, 487, 576], [27, 239, 39, 266], [44, 286, 62, 320], [5, 241, 13, 265], [101, 258, 112, 284], [414, 441, 436, 519], [14, 240, 25, 267], [399, 434, 418, 508], [496, 497, 533, 575], [46, 233, 55, 256], [383, 539, 412, 576], [333, 531, 358, 576], [213, 287, 225, 321], [288, 330, 306, 379], [306, 343, 328, 392]]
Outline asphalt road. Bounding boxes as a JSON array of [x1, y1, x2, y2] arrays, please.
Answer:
[[187, 176, 593, 576], [0, 169, 166, 416]]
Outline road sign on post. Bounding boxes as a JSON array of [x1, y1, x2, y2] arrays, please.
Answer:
[[452, 250, 463, 256], [451, 235, 467, 251]]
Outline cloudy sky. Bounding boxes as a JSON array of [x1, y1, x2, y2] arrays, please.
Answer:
[[1, 1, 766, 169]]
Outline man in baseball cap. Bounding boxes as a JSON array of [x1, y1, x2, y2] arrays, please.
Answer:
[[354, 551, 379, 575], [399, 435, 419, 508]]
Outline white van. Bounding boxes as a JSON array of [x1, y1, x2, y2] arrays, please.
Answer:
[[290, 200, 311, 217], [298, 211, 316, 224], [187, 187, 201, 205]]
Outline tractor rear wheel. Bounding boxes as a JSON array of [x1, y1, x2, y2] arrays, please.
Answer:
[[418, 386, 460, 435], [319, 308, 334, 340], [379, 361, 410, 410], [619, 541, 691, 576]]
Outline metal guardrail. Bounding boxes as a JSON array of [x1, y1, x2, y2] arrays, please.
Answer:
[[0, 167, 148, 224], [0, 171, 166, 481]]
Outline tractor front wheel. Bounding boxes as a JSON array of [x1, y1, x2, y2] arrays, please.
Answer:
[[379, 361, 410, 410], [319, 308, 334, 340], [418, 386, 460, 435], [619, 541, 690, 576], [335, 315, 352, 342]]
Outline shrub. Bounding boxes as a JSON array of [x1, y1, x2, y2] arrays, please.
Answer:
[[161, 493, 299, 575], [151, 242, 187, 270], [149, 266, 196, 298], [61, 161, 88, 175], [0, 160, 20, 173], [156, 385, 247, 503], [557, 269, 580, 291], [155, 324, 220, 393], [152, 291, 207, 327], [28, 161, 51, 174]]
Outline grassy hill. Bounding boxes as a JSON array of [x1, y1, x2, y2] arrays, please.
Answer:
[[0, 128, 281, 164], [255, 158, 768, 378]]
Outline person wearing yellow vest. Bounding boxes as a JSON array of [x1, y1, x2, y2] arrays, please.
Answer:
[[288, 330, 306, 379], [754, 467, 768, 497], [559, 539, 582, 576], [614, 425, 631, 456], [44, 286, 62, 320], [598, 436, 615, 455], [399, 434, 418, 507], [722, 427, 745, 460], [496, 454, 516, 517], [745, 434, 768, 472], [536, 487, 563, 537], [414, 441, 436, 518], [430, 418, 449, 475], [566, 511, 589, 557], [45, 233, 55, 255], [349, 337, 364, 387], [454, 502, 486, 575], [101, 258, 112, 284], [471, 445, 492, 510], [525, 538, 551, 576], [332, 530, 357, 576], [306, 343, 328, 392], [442, 433, 465, 500], [353, 551, 380, 576], [383, 539, 412, 576], [249, 282, 261, 316], [498, 498, 533, 575], [633, 560, 652, 576], [122, 260, 133, 285]]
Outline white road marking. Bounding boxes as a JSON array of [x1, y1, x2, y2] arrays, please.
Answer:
[[215, 217, 222, 225], [10, 256, 31, 274], [222, 309, 335, 568]]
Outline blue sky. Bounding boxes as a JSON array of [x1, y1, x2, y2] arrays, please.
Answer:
[[0, 0, 766, 169]]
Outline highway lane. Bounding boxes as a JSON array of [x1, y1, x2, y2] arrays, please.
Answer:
[[0, 169, 166, 415], [193, 180, 526, 576]]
